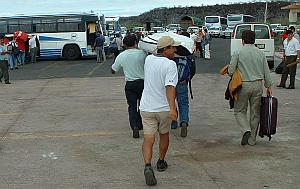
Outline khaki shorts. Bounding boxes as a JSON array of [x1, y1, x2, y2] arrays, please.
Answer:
[[141, 111, 171, 135]]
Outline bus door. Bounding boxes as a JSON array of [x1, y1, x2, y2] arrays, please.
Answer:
[[87, 22, 97, 53]]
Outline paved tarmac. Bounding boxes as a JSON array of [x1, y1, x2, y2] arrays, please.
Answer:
[[0, 38, 299, 188], [0, 69, 299, 188]]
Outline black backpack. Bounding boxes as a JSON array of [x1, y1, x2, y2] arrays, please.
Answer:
[[11, 42, 20, 56]]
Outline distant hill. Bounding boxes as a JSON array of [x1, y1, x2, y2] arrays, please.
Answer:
[[120, 1, 299, 29]]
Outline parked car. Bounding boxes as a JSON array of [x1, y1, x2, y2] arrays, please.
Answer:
[[149, 26, 165, 34], [208, 26, 222, 37], [221, 26, 234, 38], [273, 26, 288, 36], [270, 24, 281, 32], [187, 26, 199, 33], [167, 24, 181, 33], [231, 23, 275, 69]]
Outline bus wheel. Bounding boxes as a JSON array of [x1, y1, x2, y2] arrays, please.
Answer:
[[63, 45, 81, 60]]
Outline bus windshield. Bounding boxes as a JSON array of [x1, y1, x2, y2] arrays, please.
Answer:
[[206, 17, 219, 23], [228, 16, 242, 22]]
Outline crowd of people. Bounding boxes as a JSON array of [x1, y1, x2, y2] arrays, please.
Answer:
[[0, 33, 39, 84], [108, 26, 300, 186]]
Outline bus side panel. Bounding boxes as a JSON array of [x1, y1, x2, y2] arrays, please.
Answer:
[[38, 32, 88, 59]]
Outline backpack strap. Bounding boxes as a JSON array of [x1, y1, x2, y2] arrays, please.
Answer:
[[189, 80, 193, 99]]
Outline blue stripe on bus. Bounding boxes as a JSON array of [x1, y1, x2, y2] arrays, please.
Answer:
[[39, 36, 68, 41]]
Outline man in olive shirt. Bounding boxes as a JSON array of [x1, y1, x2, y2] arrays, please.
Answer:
[[228, 30, 272, 146]]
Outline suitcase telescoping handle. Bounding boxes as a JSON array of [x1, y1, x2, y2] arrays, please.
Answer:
[[267, 96, 273, 141]]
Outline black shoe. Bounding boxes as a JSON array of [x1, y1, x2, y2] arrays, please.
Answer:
[[180, 122, 188, 137], [156, 159, 168, 172], [241, 131, 251, 145], [286, 86, 295, 89], [5, 81, 11, 84], [277, 85, 286, 88], [144, 165, 157, 186], [10, 68, 14, 70], [15, 67, 19, 69], [133, 127, 139, 138]]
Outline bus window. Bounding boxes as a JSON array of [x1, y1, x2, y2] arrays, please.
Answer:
[[19, 19, 32, 33], [206, 17, 219, 23], [0, 21, 8, 33], [58, 22, 81, 32]]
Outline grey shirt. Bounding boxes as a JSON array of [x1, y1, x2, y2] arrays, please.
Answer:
[[228, 44, 272, 88], [111, 48, 147, 81]]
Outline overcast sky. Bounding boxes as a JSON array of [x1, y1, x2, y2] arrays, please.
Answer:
[[0, 0, 253, 17]]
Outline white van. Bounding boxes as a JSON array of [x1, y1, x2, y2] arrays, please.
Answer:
[[231, 23, 275, 69]]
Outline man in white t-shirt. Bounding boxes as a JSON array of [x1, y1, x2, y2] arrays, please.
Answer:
[[111, 34, 147, 138], [29, 35, 39, 64], [139, 36, 179, 186], [278, 29, 300, 89]]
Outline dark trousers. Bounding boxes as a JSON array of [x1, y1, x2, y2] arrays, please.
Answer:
[[0, 60, 9, 82], [279, 55, 297, 87], [196, 42, 203, 58], [125, 79, 144, 130], [113, 49, 120, 61]]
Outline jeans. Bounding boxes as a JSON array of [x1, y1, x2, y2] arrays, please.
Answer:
[[125, 79, 144, 130], [171, 83, 189, 128], [95, 47, 106, 63], [8, 55, 17, 69], [18, 51, 25, 65]]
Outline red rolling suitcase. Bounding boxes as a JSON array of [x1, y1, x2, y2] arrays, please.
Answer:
[[259, 96, 278, 141]]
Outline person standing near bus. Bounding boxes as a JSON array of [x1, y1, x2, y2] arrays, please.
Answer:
[[29, 35, 39, 64], [0, 34, 11, 84], [16, 37, 26, 65], [93, 32, 106, 63]]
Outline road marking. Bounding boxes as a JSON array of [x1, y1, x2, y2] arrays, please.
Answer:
[[87, 62, 105, 76], [0, 113, 21, 116], [6, 130, 128, 140]]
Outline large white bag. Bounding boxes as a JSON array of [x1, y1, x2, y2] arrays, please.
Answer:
[[138, 32, 194, 56]]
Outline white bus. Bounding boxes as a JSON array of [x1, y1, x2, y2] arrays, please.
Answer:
[[104, 16, 120, 36], [205, 16, 227, 30], [167, 24, 181, 33], [0, 13, 103, 60], [227, 14, 255, 27]]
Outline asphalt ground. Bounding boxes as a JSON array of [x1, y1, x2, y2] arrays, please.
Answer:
[[9, 38, 231, 81], [0, 38, 299, 189]]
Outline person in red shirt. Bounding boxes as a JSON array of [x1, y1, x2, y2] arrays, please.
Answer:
[[16, 38, 26, 65], [281, 29, 288, 41]]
